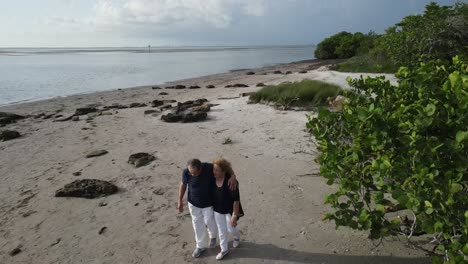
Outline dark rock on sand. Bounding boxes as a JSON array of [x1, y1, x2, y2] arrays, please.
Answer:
[[72, 116, 80, 121], [226, 84, 249, 88], [159, 92, 169, 95], [285, 71, 292, 75], [75, 107, 97, 116], [273, 70, 283, 74], [0, 130, 21, 141], [129, 103, 147, 108], [189, 85, 201, 89], [151, 86, 162, 89], [128, 152, 156, 167], [0, 112, 25, 125], [161, 113, 183, 122], [183, 112, 207, 123], [144, 110, 159, 115], [256, 83, 266, 87], [86, 150, 108, 158], [9, 246, 22, 256], [151, 100, 164, 107], [55, 179, 118, 199], [206, 85, 215, 88], [159, 105, 173, 111], [246, 71, 255, 75], [299, 70, 308, 74]]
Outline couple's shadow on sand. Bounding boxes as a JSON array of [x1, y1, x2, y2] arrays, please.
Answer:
[[201, 241, 428, 264]]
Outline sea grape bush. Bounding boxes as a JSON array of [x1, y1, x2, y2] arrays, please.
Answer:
[[307, 56, 467, 263]]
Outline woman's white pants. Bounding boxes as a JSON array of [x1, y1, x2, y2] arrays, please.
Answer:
[[214, 212, 240, 252]]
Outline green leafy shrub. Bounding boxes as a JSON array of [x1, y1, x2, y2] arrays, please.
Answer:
[[249, 80, 343, 109], [307, 56, 467, 263], [314, 31, 375, 60], [335, 2, 467, 73]]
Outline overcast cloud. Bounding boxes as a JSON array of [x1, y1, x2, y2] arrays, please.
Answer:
[[0, 0, 457, 47]]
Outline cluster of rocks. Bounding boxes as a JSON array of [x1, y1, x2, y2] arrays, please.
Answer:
[[55, 179, 118, 199], [0, 130, 21, 141], [0, 112, 25, 126], [163, 84, 218, 89], [161, 98, 211, 123]]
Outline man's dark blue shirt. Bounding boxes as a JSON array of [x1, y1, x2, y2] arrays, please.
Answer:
[[182, 162, 215, 208]]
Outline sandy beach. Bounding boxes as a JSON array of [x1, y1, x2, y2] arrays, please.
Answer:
[[0, 60, 428, 264]]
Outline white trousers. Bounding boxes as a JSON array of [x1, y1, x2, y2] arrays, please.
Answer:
[[214, 212, 240, 252], [188, 203, 218, 249]]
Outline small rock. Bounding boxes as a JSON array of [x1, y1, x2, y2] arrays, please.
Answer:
[[0, 130, 21, 141], [129, 103, 147, 108], [144, 110, 159, 115], [285, 71, 292, 75], [75, 107, 97, 116], [98, 227, 107, 235], [151, 86, 162, 89], [175, 85, 186, 89], [206, 85, 215, 88], [128, 152, 156, 167], [159, 92, 168, 95], [232, 84, 249, 88], [85, 150, 108, 158], [273, 70, 282, 74], [72, 171, 82, 177], [151, 100, 164, 107], [299, 70, 308, 74], [225, 84, 233, 88], [256, 83, 266, 87], [71, 116, 80, 121], [98, 201, 108, 207], [189, 85, 201, 89], [159, 105, 173, 111], [246, 71, 255, 75], [0, 112, 25, 125], [55, 179, 118, 199], [9, 246, 22, 256], [134, 203, 139, 206]]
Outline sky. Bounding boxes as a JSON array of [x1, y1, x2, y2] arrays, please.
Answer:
[[0, 0, 459, 47]]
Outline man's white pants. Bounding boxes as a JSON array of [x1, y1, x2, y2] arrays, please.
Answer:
[[214, 212, 240, 252], [188, 202, 218, 249]]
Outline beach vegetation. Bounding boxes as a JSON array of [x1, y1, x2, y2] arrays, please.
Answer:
[[249, 80, 343, 109], [308, 56, 468, 263], [334, 2, 467, 73]]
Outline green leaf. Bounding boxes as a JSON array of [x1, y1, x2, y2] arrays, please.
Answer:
[[456, 131, 468, 143], [425, 207, 434, 215], [425, 103, 436, 116], [450, 183, 463, 193], [424, 201, 433, 208], [462, 244, 468, 255]]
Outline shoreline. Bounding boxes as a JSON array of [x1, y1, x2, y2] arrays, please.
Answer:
[[0, 58, 323, 108]]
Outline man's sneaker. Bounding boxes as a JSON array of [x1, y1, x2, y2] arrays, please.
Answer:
[[192, 247, 205, 258], [233, 238, 240, 248], [215, 250, 229, 260], [209, 237, 217, 248]]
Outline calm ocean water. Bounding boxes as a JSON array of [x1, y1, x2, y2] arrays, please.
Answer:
[[0, 46, 315, 106]]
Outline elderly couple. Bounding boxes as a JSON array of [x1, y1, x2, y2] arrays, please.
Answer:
[[177, 158, 244, 260]]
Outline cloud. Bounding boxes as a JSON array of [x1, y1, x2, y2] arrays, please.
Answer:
[[90, 0, 267, 29]]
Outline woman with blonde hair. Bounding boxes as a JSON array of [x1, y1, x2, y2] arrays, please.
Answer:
[[212, 157, 244, 260]]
